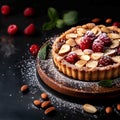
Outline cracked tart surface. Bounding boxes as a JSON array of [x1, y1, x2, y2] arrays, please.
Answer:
[[52, 23, 120, 81]]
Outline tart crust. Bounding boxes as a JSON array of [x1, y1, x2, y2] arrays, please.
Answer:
[[52, 23, 120, 81]]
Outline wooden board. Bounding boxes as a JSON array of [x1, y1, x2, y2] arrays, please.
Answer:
[[36, 39, 120, 99]]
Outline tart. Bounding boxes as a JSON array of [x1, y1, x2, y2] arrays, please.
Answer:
[[52, 23, 120, 81]]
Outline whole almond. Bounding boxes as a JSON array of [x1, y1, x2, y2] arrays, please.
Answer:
[[105, 18, 112, 24], [41, 100, 51, 108], [105, 106, 113, 114], [92, 18, 100, 23], [82, 103, 97, 113], [33, 100, 42, 107], [41, 93, 48, 100], [116, 104, 120, 111], [20, 84, 29, 92], [44, 106, 55, 115]]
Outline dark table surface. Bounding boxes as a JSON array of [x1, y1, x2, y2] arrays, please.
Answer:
[[0, 0, 120, 120]]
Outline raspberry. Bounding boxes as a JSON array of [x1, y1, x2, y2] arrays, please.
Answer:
[[112, 22, 120, 28], [79, 31, 95, 50], [98, 56, 114, 66], [7, 24, 18, 35], [23, 7, 34, 17], [79, 37, 92, 50], [92, 39, 104, 52], [1, 5, 11, 15], [64, 52, 79, 64], [24, 23, 35, 36], [29, 44, 40, 56], [85, 31, 96, 39], [98, 33, 112, 46]]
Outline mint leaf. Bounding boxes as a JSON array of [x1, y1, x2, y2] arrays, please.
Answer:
[[48, 7, 59, 21], [42, 21, 56, 31], [63, 10, 79, 25], [56, 19, 66, 28], [98, 80, 113, 87], [38, 43, 49, 60]]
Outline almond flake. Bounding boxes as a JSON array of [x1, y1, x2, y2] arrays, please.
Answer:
[[112, 56, 120, 63], [66, 38, 77, 46], [80, 54, 90, 61], [107, 33, 120, 39], [86, 60, 98, 68], [91, 53, 103, 60], [66, 33, 78, 39], [58, 44, 70, 55], [110, 40, 119, 48], [75, 60, 87, 68]]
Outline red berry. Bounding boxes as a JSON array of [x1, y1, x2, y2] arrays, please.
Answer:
[[24, 23, 35, 36], [23, 7, 34, 17], [98, 56, 114, 66], [64, 52, 79, 64], [7, 24, 18, 35], [29, 44, 40, 56], [92, 39, 104, 52], [112, 22, 120, 28], [98, 33, 112, 46], [1, 5, 11, 15], [79, 31, 95, 50]]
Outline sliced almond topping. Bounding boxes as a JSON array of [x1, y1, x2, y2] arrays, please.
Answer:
[[83, 49, 93, 55], [73, 49, 84, 56], [110, 40, 119, 48], [80, 54, 90, 61], [75, 36, 81, 45], [82, 104, 97, 114], [66, 38, 77, 46], [77, 27, 86, 36], [82, 23, 95, 29], [75, 60, 87, 68], [66, 33, 78, 39], [91, 52, 103, 60], [91, 26, 101, 35], [107, 33, 120, 39], [112, 56, 120, 63], [58, 44, 70, 55], [101, 26, 110, 33], [86, 60, 98, 68], [107, 26, 120, 33], [104, 49, 117, 56]]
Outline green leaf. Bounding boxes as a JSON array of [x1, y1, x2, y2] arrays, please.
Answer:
[[38, 43, 49, 60], [48, 7, 59, 21], [98, 80, 113, 87], [63, 10, 79, 26], [56, 19, 66, 28], [42, 21, 56, 31]]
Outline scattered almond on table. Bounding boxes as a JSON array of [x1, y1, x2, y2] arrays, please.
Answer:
[[82, 103, 97, 114], [105, 18, 112, 24], [32, 92, 56, 115], [41, 92, 48, 100], [33, 99, 42, 107], [91, 18, 101, 23], [20, 84, 29, 93], [105, 106, 113, 114]]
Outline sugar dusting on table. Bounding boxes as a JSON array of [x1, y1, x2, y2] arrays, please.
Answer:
[[17, 35, 120, 119]]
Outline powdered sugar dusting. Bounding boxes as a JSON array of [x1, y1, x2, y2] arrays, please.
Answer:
[[17, 35, 120, 119]]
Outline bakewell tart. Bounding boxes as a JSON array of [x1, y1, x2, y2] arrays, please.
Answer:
[[52, 23, 120, 81]]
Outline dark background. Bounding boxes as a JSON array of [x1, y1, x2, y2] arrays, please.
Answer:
[[0, 0, 120, 120]]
